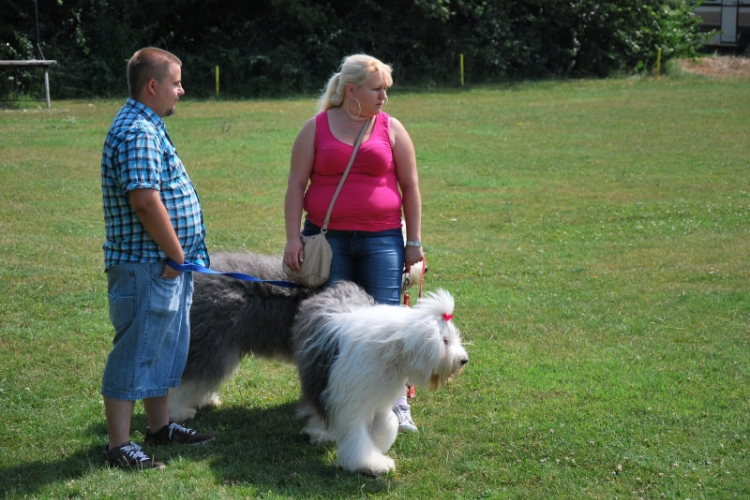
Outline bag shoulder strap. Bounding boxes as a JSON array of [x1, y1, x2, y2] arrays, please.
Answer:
[[321, 116, 373, 232]]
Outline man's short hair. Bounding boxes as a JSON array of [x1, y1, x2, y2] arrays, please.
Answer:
[[127, 47, 182, 98]]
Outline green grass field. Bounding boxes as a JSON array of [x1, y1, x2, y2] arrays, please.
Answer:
[[1, 70, 749, 498]]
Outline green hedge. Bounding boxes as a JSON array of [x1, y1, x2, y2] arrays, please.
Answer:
[[3, 0, 705, 99]]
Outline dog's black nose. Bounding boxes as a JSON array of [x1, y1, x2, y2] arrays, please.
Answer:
[[460, 357, 468, 366]]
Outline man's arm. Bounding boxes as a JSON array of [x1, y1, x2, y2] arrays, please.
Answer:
[[129, 188, 184, 278]]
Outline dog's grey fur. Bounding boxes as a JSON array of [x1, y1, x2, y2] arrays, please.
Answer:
[[168, 251, 315, 421]]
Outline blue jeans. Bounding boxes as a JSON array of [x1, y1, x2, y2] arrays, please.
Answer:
[[101, 262, 193, 401], [302, 220, 404, 305]]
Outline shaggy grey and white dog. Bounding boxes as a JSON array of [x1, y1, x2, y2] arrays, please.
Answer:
[[293, 281, 468, 475], [168, 250, 422, 422], [168, 251, 467, 476], [167, 252, 315, 421]]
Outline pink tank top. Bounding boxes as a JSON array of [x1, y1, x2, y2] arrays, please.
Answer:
[[304, 111, 402, 231]]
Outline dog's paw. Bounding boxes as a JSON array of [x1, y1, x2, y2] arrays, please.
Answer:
[[302, 412, 333, 444], [304, 425, 334, 445], [356, 454, 395, 476], [169, 407, 197, 422], [207, 392, 222, 408]]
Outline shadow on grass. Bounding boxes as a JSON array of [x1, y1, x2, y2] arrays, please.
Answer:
[[0, 401, 392, 497], [0, 444, 105, 497], [197, 401, 392, 494]]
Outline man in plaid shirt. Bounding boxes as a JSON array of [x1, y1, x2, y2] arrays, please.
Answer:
[[100, 47, 214, 471]]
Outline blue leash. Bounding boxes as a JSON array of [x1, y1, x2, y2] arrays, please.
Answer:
[[166, 259, 302, 289]]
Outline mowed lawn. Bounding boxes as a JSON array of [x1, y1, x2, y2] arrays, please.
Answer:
[[1, 72, 749, 498]]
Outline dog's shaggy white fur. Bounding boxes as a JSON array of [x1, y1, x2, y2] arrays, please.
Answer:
[[293, 281, 468, 475]]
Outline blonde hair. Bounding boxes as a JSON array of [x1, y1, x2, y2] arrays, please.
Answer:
[[317, 54, 393, 113], [127, 47, 182, 98]]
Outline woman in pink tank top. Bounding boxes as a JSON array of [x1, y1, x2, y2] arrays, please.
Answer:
[[283, 54, 424, 433]]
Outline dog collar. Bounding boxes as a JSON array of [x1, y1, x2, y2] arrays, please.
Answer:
[[442, 313, 454, 322]]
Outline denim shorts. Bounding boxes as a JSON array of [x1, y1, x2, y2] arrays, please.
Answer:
[[101, 262, 193, 401], [302, 220, 404, 305]]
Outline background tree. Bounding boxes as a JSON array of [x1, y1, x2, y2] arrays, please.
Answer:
[[1, 0, 705, 100]]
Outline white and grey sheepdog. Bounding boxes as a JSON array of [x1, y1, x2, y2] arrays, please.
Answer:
[[168, 251, 467, 475]]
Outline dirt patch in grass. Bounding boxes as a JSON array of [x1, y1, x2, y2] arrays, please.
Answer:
[[676, 55, 750, 78]]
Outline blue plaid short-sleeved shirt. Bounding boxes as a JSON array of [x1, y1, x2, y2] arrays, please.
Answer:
[[102, 98, 209, 269]]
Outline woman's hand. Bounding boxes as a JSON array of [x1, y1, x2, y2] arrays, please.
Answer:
[[404, 244, 424, 271], [283, 237, 305, 272]]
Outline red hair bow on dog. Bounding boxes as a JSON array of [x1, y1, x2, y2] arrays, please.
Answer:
[[442, 313, 454, 322]]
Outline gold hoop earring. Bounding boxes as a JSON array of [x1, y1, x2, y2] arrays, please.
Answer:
[[344, 97, 362, 120]]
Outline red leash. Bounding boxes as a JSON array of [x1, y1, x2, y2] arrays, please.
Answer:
[[402, 257, 426, 307], [403, 257, 426, 399]]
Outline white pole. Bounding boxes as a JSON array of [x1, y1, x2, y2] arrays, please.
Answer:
[[44, 68, 51, 108]]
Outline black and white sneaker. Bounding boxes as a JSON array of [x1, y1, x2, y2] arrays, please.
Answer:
[[103, 441, 165, 470], [145, 421, 215, 446]]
